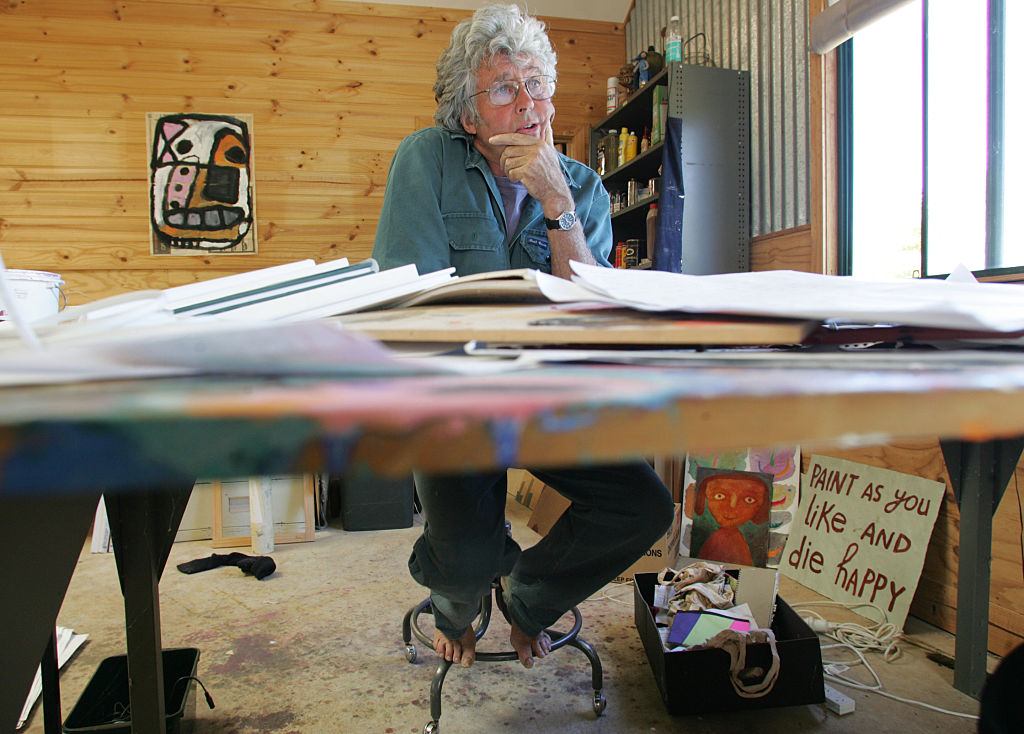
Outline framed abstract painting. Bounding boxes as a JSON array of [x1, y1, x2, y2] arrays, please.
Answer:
[[147, 112, 257, 255]]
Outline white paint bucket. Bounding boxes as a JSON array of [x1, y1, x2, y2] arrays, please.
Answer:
[[0, 269, 65, 323]]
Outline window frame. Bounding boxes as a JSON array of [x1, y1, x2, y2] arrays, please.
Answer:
[[835, 0, 1015, 281]]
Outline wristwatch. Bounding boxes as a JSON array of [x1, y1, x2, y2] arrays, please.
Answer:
[[544, 210, 578, 231]]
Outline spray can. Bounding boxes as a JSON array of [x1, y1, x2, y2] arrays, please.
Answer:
[[606, 76, 619, 113]]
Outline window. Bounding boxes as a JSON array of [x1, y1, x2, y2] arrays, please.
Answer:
[[847, 1, 1021, 280], [1002, 1, 1023, 271]]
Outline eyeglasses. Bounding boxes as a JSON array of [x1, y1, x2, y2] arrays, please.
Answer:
[[470, 75, 556, 106]]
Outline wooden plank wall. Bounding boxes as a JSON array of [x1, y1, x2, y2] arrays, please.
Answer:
[[0, 0, 625, 305], [750, 224, 814, 272]]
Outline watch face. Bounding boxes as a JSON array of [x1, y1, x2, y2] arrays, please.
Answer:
[[545, 210, 577, 230]]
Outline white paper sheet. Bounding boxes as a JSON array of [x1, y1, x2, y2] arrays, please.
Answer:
[[543, 262, 1024, 333], [17, 627, 88, 729], [532, 270, 622, 304]]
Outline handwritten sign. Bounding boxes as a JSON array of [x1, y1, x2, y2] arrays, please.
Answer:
[[781, 455, 945, 629]]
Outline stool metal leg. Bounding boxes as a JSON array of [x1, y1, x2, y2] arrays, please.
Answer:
[[403, 585, 607, 729], [403, 599, 433, 663], [406, 595, 491, 732], [567, 635, 606, 715], [425, 658, 453, 734]]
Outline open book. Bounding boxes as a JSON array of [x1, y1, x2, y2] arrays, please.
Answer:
[[384, 268, 551, 308]]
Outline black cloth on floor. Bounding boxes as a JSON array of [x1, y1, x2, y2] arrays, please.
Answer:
[[177, 552, 276, 580], [235, 555, 276, 579]]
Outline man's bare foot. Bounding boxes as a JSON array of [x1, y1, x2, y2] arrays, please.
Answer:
[[433, 628, 476, 668], [509, 621, 552, 668]]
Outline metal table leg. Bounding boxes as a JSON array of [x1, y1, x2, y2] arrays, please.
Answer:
[[941, 437, 1024, 698], [0, 491, 99, 734], [41, 629, 61, 734], [105, 483, 193, 734]]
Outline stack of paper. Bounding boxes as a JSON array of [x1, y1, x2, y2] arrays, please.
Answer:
[[535, 262, 1024, 333], [13, 258, 457, 337], [0, 256, 466, 386], [166, 259, 455, 321]]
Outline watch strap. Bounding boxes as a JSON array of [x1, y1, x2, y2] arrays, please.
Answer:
[[544, 210, 577, 231]]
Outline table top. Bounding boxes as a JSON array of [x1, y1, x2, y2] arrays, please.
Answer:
[[2, 348, 1024, 495]]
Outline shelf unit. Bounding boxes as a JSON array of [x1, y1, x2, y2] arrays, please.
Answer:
[[590, 62, 751, 274]]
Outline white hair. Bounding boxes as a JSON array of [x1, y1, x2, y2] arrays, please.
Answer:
[[433, 4, 558, 133]]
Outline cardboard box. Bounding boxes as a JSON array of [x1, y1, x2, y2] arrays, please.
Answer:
[[525, 483, 681, 584], [524, 482, 570, 535], [614, 503, 681, 583], [633, 572, 824, 714], [508, 469, 544, 510]]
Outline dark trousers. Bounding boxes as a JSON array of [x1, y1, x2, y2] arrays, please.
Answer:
[[409, 461, 674, 639]]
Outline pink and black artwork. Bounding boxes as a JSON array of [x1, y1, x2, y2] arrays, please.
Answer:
[[148, 113, 257, 254]]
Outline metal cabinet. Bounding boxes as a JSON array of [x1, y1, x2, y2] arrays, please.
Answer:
[[591, 62, 750, 274]]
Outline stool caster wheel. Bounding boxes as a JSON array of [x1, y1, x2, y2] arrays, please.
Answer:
[[422, 720, 439, 734], [405, 644, 417, 663], [593, 691, 607, 716]]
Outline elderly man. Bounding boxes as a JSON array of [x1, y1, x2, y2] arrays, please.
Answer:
[[373, 3, 673, 669]]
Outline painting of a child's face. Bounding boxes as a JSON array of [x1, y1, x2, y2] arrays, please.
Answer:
[[691, 467, 773, 567], [704, 476, 766, 528]]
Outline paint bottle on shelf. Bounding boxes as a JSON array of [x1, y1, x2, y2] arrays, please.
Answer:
[[625, 130, 638, 162], [623, 239, 641, 268], [646, 203, 658, 263], [617, 127, 629, 167]]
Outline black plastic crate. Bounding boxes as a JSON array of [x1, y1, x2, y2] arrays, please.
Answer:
[[62, 648, 199, 733]]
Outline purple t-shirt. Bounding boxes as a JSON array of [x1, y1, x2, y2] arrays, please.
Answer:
[[495, 175, 529, 246]]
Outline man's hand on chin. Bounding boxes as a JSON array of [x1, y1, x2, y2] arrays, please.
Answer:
[[490, 122, 566, 204]]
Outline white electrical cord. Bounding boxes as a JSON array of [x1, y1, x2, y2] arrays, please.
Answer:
[[791, 600, 979, 720], [795, 600, 902, 661], [588, 581, 635, 606]]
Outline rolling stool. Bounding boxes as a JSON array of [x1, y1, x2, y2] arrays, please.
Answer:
[[401, 579, 607, 734]]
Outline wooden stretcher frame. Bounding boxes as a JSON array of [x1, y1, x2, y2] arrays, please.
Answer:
[[210, 474, 317, 548]]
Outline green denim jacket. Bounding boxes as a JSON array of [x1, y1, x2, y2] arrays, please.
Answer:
[[372, 126, 612, 277]]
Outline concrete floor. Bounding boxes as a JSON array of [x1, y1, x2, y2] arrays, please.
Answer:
[[21, 497, 989, 734]]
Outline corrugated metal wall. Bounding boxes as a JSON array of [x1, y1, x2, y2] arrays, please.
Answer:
[[626, 0, 810, 237]]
